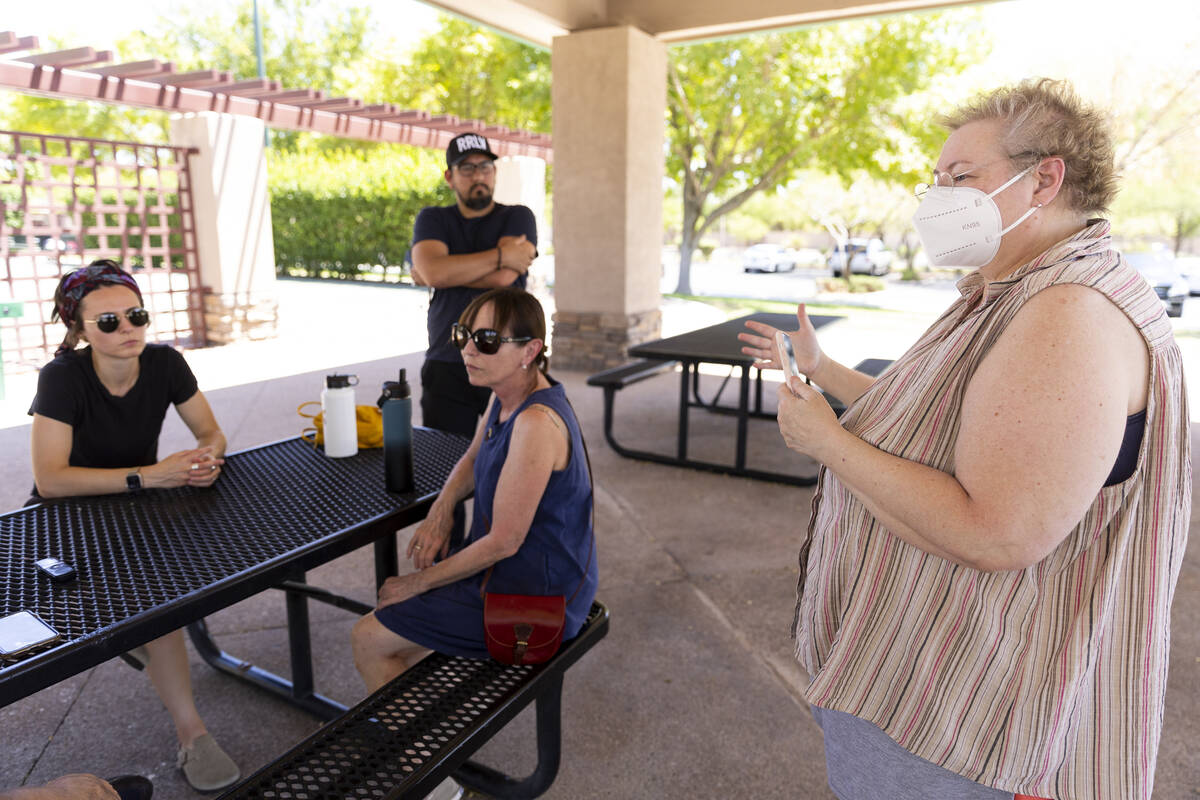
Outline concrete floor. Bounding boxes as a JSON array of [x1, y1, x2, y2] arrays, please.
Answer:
[[0, 280, 1196, 799]]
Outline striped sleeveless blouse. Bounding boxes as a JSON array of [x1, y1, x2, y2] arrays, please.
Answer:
[[793, 220, 1191, 799]]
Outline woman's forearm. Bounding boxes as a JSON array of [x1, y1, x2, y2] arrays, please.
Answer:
[[414, 533, 514, 595], [34, 466, 136, 499], [196, 429, 226, 459], [426, 454, 477, 521], [816, 429, 1033, 572], [809, 357, 878, 408]]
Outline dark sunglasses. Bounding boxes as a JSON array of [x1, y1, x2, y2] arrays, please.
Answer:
[[83, 308, 150, 333], [451, 322, 532, 355]]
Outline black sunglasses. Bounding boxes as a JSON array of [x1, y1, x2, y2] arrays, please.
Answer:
[[83, 308, 150, 333], [451, 322, 532, 355]]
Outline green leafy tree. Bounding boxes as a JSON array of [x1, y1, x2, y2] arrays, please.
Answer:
[[666, 11, 984, 293], [373, 15, 550, 133], [1106, 66, 1200, 253]]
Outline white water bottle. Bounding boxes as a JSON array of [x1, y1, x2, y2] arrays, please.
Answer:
[[321, 374, 358, 458]]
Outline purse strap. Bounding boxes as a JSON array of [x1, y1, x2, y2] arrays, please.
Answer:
[[479, 392, 596, 602]]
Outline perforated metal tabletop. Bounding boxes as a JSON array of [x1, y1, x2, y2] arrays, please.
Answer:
[[0, 428, 469, 707]]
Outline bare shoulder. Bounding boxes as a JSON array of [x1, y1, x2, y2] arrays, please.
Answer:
[[515, 403, 567, 438], [511, 403, 569, 470], [970, 282, 1148, 415]]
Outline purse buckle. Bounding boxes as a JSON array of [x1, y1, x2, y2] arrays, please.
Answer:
[[512, 623, 534, 663]]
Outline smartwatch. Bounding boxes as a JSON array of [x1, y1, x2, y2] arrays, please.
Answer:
[[125, 470, 143, 492]]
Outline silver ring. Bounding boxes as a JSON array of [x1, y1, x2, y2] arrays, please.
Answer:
[[414, 544, 423, 551]]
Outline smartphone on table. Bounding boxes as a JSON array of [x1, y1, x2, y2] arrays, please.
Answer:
[[0, 610, 61, 657]]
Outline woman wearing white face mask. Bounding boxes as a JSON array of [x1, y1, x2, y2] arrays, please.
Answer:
[[738, 79, 1189, 800]]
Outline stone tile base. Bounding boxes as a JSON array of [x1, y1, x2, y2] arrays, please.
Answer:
[[203, 292, 279, 345], [551, 308, 662, 372]]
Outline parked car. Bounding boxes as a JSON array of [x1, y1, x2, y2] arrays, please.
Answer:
[[827, 237, 894, 277], [742, 243, 795, 273], [38, 234, 81, 253], [1126, 251, 1188, 318]]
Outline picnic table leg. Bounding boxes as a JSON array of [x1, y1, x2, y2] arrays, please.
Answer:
[[754, 366, 764, 414], [186, 574, 349, 721], [735, 364, 750, 470], [374, 535, 397, 589], [677, 363, 690, 460], [285, 577, 317, 701], [455, 672, 564, 799]]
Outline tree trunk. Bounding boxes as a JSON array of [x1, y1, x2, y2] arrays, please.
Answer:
[[677, 234, 695, 296], [676, 190, 701, 296]]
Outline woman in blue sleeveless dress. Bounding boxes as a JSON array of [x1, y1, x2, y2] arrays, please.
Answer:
[[352, 287, 598, 689]]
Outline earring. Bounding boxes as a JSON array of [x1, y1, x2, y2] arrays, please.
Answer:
[[521, 362, 529, 370]]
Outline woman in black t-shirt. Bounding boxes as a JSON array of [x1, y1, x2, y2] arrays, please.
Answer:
[[28, 261, 240, 793]]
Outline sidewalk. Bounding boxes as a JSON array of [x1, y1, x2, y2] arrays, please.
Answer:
[[0, 278, 1196, 799]]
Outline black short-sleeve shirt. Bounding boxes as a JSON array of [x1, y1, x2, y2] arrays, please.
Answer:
[[29, 343, 200, 470], [413, 203, 536, 363]]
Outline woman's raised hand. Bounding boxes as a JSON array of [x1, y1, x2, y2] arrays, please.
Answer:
[[737, 303, 824, 376]]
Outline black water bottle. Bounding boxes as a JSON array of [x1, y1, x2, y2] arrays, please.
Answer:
[[380, 369, 414, 493]]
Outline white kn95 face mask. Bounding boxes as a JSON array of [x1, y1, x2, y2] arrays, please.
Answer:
[[912, 165, 1039, 268]]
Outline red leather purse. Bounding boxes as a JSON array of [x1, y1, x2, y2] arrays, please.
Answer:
[[483, 592, 567, 665]]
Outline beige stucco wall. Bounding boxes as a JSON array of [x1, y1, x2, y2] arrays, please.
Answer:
[[169, 112, 276, 301], [551, 25, 665, 318], [169, 112, 278, 343]]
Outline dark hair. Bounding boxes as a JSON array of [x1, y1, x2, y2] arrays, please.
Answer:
[[52, 259, 143, 355], [459, 287, 549, 373]]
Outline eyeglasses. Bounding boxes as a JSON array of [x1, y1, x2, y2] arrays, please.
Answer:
[[451, 322, 531, 355], [914, 152, 1040, 198], [456, 161, 495, 178], [82, 308, 150, 333]]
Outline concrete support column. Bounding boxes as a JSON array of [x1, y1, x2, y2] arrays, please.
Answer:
[[169, 112, 278, 345], [550, 26, 666, 370]]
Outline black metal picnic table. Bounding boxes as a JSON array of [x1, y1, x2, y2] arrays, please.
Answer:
[[0, 428, 469, 719], [620, 311, 840, 486]]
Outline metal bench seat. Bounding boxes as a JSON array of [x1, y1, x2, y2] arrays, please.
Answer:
[[219, 601, 610, 800], [585, 358, 679, 389]]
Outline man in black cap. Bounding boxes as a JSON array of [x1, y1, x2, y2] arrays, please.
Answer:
[[412, 132, 537, 435], [410, 133, 537, 541]]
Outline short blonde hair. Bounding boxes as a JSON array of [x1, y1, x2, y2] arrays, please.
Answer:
[[941, 78, 1117, 215]]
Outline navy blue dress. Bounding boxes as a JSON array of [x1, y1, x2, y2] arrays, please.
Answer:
[[375, 380, 598, 658]]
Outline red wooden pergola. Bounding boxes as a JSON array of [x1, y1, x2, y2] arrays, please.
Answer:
[[0, 31, 553, 161]]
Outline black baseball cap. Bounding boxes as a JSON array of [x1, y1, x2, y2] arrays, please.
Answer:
[[446, 133, 498, 168]]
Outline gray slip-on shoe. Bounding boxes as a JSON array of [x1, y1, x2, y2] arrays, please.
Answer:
[[178, 733, 241, 793], [423, 776, 464, 800]]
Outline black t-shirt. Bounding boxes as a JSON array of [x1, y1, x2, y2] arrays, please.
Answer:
[[412, 203, 536, 363], [29, 343, 200, 471]]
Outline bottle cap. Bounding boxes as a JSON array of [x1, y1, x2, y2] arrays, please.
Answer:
[[326, 374, 358, 389], [378, 368, 411, 404]]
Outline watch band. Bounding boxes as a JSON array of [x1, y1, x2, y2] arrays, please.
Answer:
[[125, 469, 142, 492]]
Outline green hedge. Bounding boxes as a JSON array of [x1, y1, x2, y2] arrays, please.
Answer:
[[268, 145, 451, 280]]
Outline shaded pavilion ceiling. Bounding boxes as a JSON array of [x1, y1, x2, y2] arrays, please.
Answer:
[[425, 0, 981, 47]]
